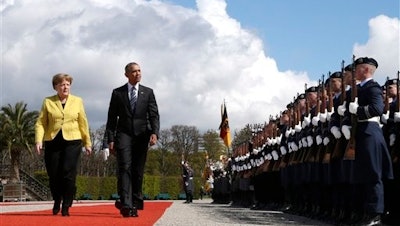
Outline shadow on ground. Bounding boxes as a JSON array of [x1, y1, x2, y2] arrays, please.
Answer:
[[193, 202, 332, 226]]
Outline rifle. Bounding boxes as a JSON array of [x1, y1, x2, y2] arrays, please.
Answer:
[[322, 72, 334, 163], [272, 117, 282, 171], [391, 71, 400, 163], [343, 55, 357, 160], [288, 96, 299, 165], [317, 76, 328, 162], [304, 80, 322, 163], [332, 60, 347, 159], [298, 84, 310, 163]]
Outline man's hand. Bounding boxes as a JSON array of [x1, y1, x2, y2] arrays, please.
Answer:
[[149, 134, 158, 146], [109, 142, 115, 156]]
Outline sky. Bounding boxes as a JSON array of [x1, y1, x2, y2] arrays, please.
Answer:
[[1, 0, 399, 135]]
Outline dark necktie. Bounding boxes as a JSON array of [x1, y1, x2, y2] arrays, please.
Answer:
[[130, 86, 137, 111]]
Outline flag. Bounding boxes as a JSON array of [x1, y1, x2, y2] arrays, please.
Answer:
[[219, 101, 232, 148]]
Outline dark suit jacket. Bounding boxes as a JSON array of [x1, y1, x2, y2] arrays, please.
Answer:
[[106, 83, 160, 143]]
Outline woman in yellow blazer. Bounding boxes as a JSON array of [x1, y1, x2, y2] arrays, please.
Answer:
[[35, 73, 92, 217]]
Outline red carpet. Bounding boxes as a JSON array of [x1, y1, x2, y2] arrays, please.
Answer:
[[1, 201, 173, 226]]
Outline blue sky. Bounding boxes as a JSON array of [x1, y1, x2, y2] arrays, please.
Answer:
[[2, 0, 399, 133], [167, 0, 399, 81]]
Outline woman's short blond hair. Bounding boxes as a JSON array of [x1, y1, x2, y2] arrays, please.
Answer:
[[52, 73, 73, 89]]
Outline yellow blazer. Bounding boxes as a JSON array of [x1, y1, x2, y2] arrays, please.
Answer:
[[35, 94, 92, 148]]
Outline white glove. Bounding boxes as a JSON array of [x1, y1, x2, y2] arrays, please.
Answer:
[[389, 134, 396, 146], [298, 140, 303, 149], [267, 138, 273, 145], [337, 101, 347, 116], [341, 125, 352, 140], [271, 150, 279, 160], [323, 137, 330, 146], [320, 112, 327, 123], [316, 135, 322, 145], [349, 97, 358, 114], [291, 127, 296, 135], [271, 138, 277, 145], [312, 114, 320, 126], [295, 122, 302, 132], [307, 135, 313, 147], [381, 111, 389, 124], [252, 149, 258, 155], [266, 153, 272, 160], [285, 129, 291, 138], [394, 112, 400, 123], [280, 146, 287, 155], [277, 134, 282, 145], [321, 110, 333, 122], [302, 137, 308, 148], [288, 142, 293, 153], [330, 126, 342, 139], [292, 142, 298, 151], [301, 120, 307, 129], [303, 115, 311, 128]]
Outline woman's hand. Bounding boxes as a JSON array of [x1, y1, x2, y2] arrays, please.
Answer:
[[35, 143, 43, 155]]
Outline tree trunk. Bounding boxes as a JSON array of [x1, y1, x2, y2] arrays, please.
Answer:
[[10, 149, 21, 183]]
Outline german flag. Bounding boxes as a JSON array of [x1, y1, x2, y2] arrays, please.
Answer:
[[219, 101, 232, 148]]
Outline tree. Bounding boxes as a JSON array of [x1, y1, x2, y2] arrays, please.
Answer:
[[202, 129, 225, 160], [155, 129, 175, 177], [0, 102, 38, 182], [170, 125, 200, 159], [232, 124, 252, 148]]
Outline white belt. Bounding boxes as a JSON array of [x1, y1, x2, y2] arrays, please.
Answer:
[[358, 116, 380, 123]]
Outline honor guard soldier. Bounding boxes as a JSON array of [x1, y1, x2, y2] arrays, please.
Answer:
[[348, 57, 393, 226]]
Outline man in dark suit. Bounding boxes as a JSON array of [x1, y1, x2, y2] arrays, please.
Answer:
[[106, 62, 160, 217]]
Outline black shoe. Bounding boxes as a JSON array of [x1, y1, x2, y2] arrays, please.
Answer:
[[115, 199, 122, 210], [121, 207, 138, 217], [134, 199, 144, 210], [61, 206, 70, 216], [52, 200, 61, 215], [358, 214, 381, 226], [130, 207, 138, 217]]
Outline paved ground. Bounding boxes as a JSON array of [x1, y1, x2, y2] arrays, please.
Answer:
[[155, 199, 332, 226], [1, 199, 332, 226]]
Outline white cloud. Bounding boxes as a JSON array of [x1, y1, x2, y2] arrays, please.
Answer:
[[353, 15, 400, 84], [1, 0, 398, 134]]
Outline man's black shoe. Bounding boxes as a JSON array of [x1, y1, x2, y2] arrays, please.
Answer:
[[130, 207, 138, 217], [358, 214, 381, 226], [135, 200, 144, 210], [115, 199, 122, 210], [121, 207, 139, 217], [120, 207, 131, 217]]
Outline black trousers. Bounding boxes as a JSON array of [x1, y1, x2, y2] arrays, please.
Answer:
[[44, 132, 82, 207], [116, 132, 149, 209]]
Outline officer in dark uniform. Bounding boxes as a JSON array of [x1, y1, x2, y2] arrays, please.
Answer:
[[348, 57, 393, 226], [181, 161, 194, 203]]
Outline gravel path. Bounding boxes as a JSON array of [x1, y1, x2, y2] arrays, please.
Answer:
[[155, 199, 332, 226]]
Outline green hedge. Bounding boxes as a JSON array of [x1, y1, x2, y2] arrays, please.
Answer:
[[35, 172, 203, 200]]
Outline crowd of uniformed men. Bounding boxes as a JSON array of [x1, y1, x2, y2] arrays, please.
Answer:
[[211, 57, 399, 226]]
